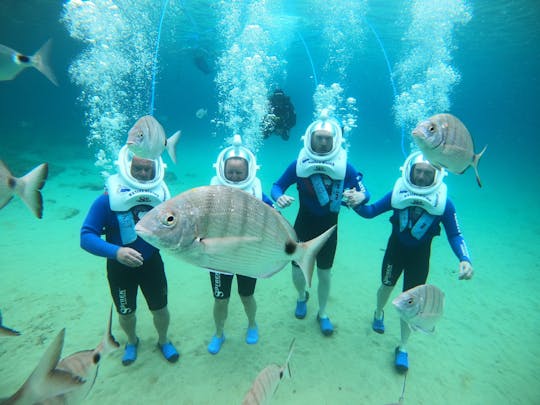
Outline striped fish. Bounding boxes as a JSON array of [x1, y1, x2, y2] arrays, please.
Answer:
[[242, 339, 295, 405], [412, 113, 487, 187], [392, 284, 445, 333], [135, 186, 336, 287]]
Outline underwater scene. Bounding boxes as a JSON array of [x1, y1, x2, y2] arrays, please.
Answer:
[[0, 0, 539, 404]]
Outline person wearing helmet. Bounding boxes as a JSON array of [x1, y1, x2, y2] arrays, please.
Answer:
[[271, 110, 370, 336], [262, 89, 297, 140], [81, 146, 180, 366], [344, 151, 474, 373], [206, 135, 273, 355]]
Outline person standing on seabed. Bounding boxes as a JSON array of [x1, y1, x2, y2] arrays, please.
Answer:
[[271, 110, 370, 336]]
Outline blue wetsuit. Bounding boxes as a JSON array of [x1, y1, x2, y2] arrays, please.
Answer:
[[81, 193, 167, 314], [271, 161, 370, 269], [354, 192, 471, 290]]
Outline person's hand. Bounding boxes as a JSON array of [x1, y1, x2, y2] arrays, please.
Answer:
[[117, 247, 144, 268], [275, 194, 295, 209], [342, 188, 366, 208], [458, 261, 474, 280]]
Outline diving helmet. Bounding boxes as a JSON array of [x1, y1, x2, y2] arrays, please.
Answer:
[[302, 109, 344, 161], [116, 145, 165, 190], [400, 151, 446, 195], [214, 134, 259, 189]]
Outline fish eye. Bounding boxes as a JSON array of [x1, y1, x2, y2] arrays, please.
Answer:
[[407, 298, 414, 304], [428, 125, 435, 132], [160, 212, 177, 227]]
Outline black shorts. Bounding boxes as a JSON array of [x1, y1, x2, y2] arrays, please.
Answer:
[[294, 208, 338, 270], [107, 251, 168, 315], [380, 234, 431, 291], [209, 271, 256, 299]]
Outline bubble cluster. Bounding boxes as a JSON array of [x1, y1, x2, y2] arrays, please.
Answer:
[[62, 0, 170, 173], [393, 0, 472, 142]]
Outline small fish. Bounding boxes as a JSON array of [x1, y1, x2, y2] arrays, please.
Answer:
[[412, 113, 487, 187], [242, 338, 295, 405], [0, 310, 21, 337], [135, 186, 336, 287], [0, 160, 48, 218], [37, 307, 120, 404], [126, 115, 181, 163], [0, 39, 58, 86], [0, 329, 85, 404], [392, 284, 445, 333]]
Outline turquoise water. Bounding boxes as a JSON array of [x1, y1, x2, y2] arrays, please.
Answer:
[[1, 1, 539, 404]]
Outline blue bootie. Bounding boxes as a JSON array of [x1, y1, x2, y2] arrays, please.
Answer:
[[295, 291, 309, 319], [372, 311, 385, 334], [158, 342, 179, 363], [317, 314, 334, 336], [207, 334, 225, 355], [122, 338, 139, 366], [246, 325, 259, 344], [395, 347, 409, 373]]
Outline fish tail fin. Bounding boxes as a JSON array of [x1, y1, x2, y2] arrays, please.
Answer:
[[17, 163, 48, 219], [15, 329, 85, 403], [283, 338, 295, 378], [166, 130, 181, 164], [297, 225, 336, 287], [99, 305, 120, 357], [32, 39, 58, 86], [472, 145, 487, 188]]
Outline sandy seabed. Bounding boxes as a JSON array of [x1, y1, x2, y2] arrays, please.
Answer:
[[1, 140, 539, 405]]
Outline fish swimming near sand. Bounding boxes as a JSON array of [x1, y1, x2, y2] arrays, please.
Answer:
[[135, 185, 336, 287], [392, 284, 445, 333], [412, 113, 487, 187], [126, 115, 181, 163], [0, 39, 58, 86], [0, 329, 85, 404], [0, 310, 21, 337], [37, 307, 120, 404], [242, 338, 295, 405], [0, 160, 48, 218]]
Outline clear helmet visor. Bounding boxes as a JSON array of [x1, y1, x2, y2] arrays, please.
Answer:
[[214, 135, 258, 188], [117, 145, 165, 190], [303, 117, 343, 161], [401, 151, 445, 195]]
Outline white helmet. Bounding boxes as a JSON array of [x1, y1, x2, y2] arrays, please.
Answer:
[[400, 151, 446, 195], [214, 134, 259, 189], [116, 145, 165, 190], [302, 109, 344, 161]]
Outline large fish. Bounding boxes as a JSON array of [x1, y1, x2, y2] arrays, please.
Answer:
[[0, 310, 21, 337], [0, 160, 48, 218], [242, 338, 295, 405], [135, 185, 336, 287], [0, 329, 85, 404], [37, 307, 120, 405], [392, 284, 445, 333], [412, 113, 487, 187], [126, 115, 181, 163], [0, 39, 58, 86]]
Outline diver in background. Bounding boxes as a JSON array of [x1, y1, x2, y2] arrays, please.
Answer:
[[81, 147, 180, 366], [206, 135, 274, 355], [262, 89, 296, 140], [345, 151, 474, 372]]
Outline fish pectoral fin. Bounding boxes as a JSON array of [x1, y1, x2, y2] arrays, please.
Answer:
[[198, 236, 261, 254]]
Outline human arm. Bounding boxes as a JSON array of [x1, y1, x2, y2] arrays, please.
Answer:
[[342, 165, 371, 208], [442, 200, 474, 280], [271, 162, 297, 208], [80, 195, 120, 259], [351, 192, 393, 218]]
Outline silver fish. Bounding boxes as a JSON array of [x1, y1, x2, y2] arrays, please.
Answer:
[[412, 113, 487, 187], [37, 307, 120, 405], [0, 160, 48, 218], [242, 338, 295, 405], [135, 185, 336, 287], [392, 284, 445, 333], [126, 115, 181, 163], [0, 329, 85, 404], [0, 39, 58, 86], [0, 310, 21, 337]]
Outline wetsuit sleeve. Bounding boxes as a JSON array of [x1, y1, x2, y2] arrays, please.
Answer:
[[261, 192, 274, 207], [271, 161, 297, 201], [442, 199, 472, 263], [80, 194, 120, 260], [353, 192, 392, 218], [344, 164, 371, 204]]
